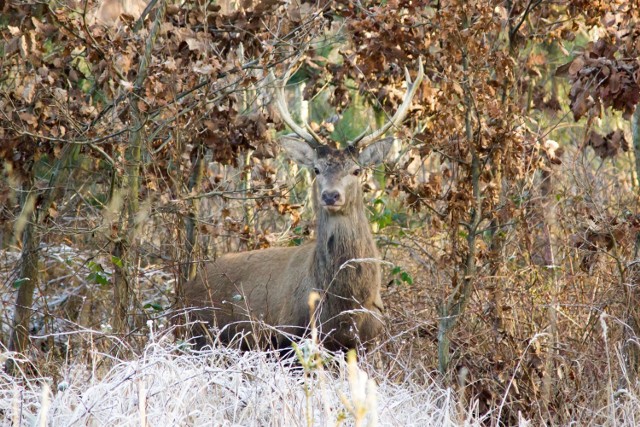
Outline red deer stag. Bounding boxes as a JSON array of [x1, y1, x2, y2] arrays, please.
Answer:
[[184, 59, 423, 351]]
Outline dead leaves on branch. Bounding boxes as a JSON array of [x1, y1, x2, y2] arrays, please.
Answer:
[[573, 214, 640, 273], [203, 111, 275, 166], [562, 39, 640, 121], [0, 1, 318, 174], [2, 1, 636, 238], [586, 130, 629, 159], [342, 0, 535, 206]]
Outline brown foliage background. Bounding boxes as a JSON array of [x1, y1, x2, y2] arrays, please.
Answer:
[[2, 0, 640, 424]]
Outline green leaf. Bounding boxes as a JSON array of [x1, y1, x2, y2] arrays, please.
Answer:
[[143, 302, 164, 312], [400, 271, 414, 285], [72, 55, 92, 78], [78, 78, 93, 93], [13, 277, 30, 289], [111, 256, 124, 268], [88, 271, 109, 286], [87, 261, 103, 272], [374, 210, 393, 230], [391, 266, 414, 286]]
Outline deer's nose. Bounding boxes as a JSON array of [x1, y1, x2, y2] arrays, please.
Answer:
[[321, 190, 341, 206]]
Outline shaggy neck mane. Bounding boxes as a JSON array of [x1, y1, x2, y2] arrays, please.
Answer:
[[311, 186, 379, 306]]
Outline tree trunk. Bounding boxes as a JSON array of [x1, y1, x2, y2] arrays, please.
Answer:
[[625, 106, 640, 381], [110, 0, 166, 335], [5, 178, 38, 373], [539, 168, 558, 423], [181, 145, 205, 289], [633, 106, 640, 188], [5, 144, 79, 373], [437, 42, 480, 375]]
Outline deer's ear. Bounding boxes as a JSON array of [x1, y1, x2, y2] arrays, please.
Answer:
[[281, 136, 316, 167], [358, 137, 394, 166]]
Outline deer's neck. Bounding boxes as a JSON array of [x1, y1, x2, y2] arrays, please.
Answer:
[[312, 191, 380, 301]]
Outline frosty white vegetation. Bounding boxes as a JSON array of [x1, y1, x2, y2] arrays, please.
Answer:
[[1, 329, 482, 427], [3, 326, 640, 426]]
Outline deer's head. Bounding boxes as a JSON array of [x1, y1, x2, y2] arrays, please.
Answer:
[[281, 138, 392, 214], [272, 59, 424, 215]]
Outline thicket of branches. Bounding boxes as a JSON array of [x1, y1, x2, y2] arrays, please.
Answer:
[[2, 0, 640, 424]]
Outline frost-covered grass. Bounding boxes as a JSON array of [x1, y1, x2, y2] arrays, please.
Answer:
[[4, 330, 640, 426], [1, 329, 487, 427]]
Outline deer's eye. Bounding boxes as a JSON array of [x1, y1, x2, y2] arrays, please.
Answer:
[[352, 168, 362, 176], [313, 167, 320, 175]]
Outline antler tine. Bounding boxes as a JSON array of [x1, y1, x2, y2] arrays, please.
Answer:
[[351, 57, 424, 149], [270, 66, 323, 149], [348, 126, 371, 146]]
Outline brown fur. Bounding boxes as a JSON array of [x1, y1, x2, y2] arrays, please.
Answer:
[[183, 139, 392, 351]]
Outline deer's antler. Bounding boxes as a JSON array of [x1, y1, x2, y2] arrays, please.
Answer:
[[350, 57, 424, 149], [270, 66, 324, 149]]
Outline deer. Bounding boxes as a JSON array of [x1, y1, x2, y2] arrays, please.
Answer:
[[183, 59, 424, 352]]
